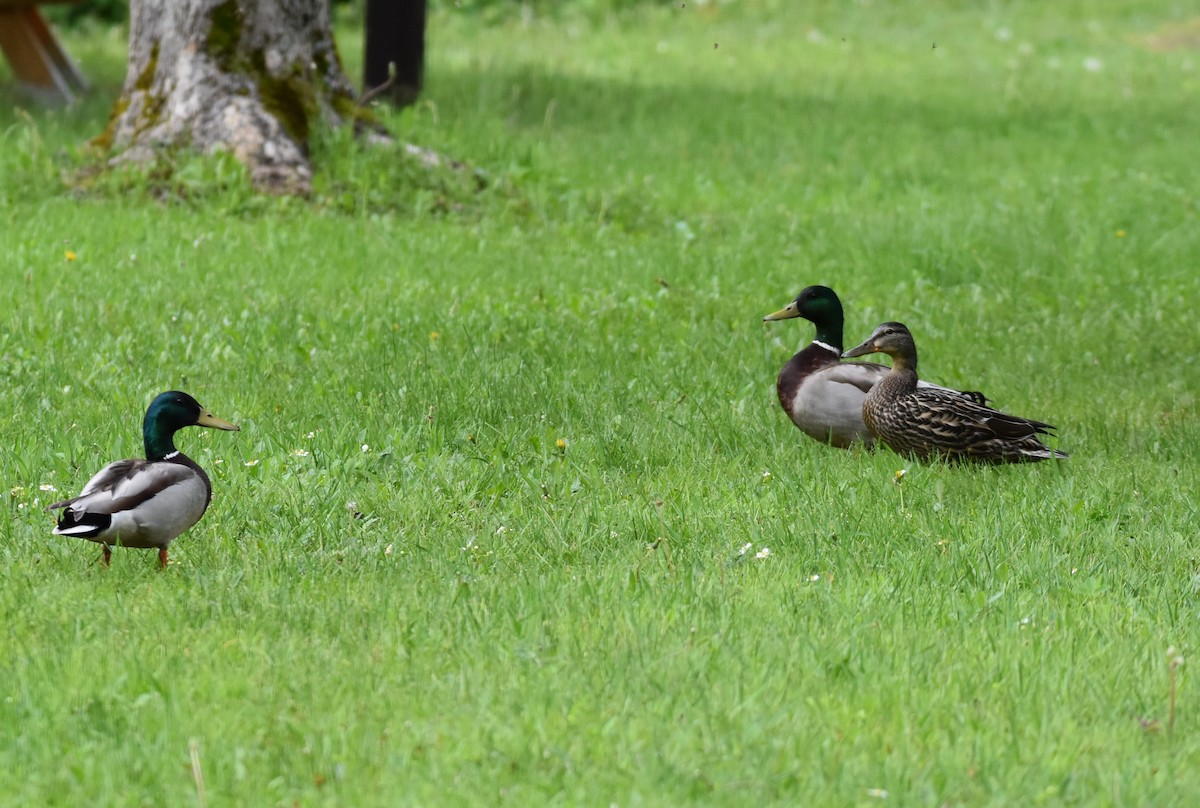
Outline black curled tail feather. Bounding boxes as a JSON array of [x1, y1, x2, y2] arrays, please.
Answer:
[[52, 509, 112, 538]]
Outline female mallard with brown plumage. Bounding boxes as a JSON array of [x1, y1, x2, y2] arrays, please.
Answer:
[[47, 391, 239, 567], [763, 286, 986, 448], [842, 322, 1067, 463]]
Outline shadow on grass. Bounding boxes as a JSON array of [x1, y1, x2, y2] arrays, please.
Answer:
[[2, 48, 1196, 223]]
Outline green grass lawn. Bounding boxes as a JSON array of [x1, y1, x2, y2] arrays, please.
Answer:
[[3, 1, 1200, 803]]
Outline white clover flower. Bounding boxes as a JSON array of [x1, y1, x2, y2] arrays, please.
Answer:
[[39, 484, 57, 492], [244, 459, 259, 467], [810, 574, 820, 582], [291, 449, 310, 458], [361, 444, 370, 453], [755, 547, 771, 560], [739, 542, 753, 556]]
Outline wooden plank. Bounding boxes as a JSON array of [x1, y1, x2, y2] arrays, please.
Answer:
[[0, 6, 87, 103], [24, 5, 87, 90]]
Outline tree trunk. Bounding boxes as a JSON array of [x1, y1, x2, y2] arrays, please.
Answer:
[[99, 0, 358, 194], [364, 0, 426, 108]]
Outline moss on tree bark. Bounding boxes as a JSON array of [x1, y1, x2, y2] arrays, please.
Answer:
[[97, 0, 362, 194]]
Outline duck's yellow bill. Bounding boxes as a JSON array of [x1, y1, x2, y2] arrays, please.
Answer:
[[762, 302, 800, 321], [197, 411, 240, 431]]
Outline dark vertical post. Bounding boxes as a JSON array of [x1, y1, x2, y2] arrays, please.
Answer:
[[364, 0, 426, 107]]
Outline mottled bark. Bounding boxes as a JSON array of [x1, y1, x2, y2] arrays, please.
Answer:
[[101, 0, 358, 194]]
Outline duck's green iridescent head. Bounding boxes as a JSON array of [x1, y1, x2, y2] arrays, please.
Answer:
[[762, 285, 846, 348], [143, 391, 239, 460]]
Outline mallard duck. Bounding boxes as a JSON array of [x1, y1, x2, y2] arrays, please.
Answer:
[[47, 391, 239, 567], [763, 286, 986, 448], [843, 322, 1068, 463]]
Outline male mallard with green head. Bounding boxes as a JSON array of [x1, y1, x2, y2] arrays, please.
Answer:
[[843, 322, 1067, 463], [763, 286, 986, 448], [47, 391, 240, 567]]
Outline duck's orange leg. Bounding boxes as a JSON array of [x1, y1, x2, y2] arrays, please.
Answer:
[[100, 545, 112, 566], [158, 548, 169, 569]]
